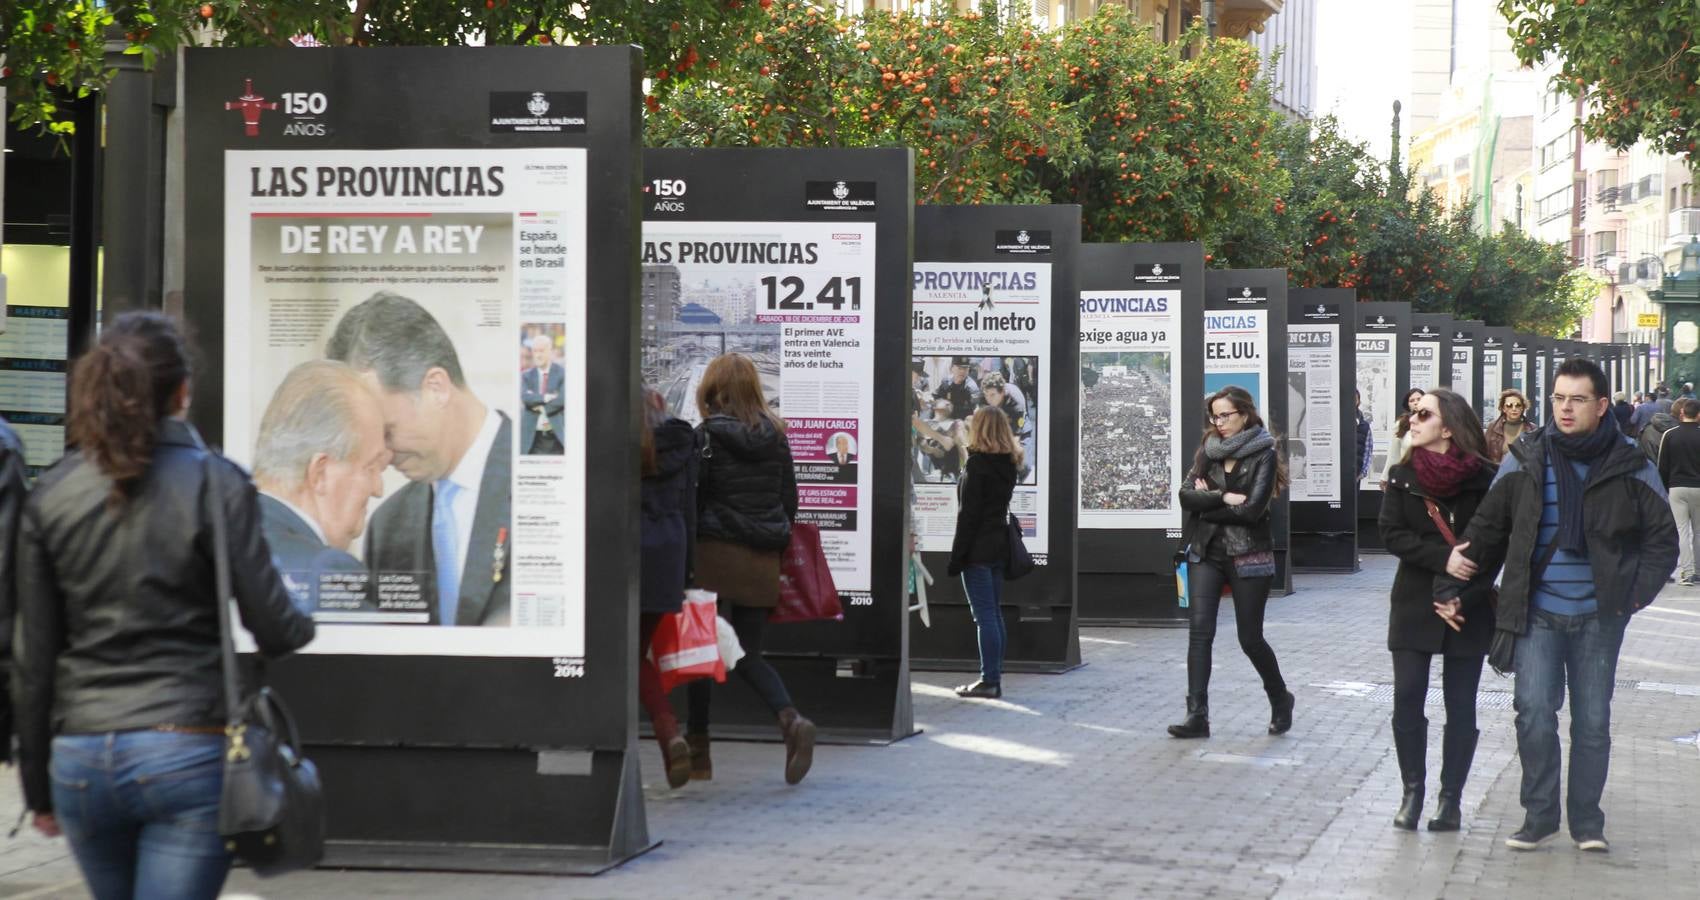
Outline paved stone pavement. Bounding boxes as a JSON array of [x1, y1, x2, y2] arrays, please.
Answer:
[[4, 554, 1699, 899]]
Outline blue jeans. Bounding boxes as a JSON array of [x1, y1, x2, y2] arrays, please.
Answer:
[[1512, 609, 1627, 837], [961, 564, 1006, 685], [50, 731, 231, 900]]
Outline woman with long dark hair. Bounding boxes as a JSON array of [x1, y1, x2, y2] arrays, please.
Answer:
[[946, 406, 1023, 700], [10, 313, 316, 899], [1378, 388, 1497, 831], [1171, 386, 1293, 739], [1381, 388, 1426, 489], [638, 387, 699, 788], [685, 354, 816, 785]]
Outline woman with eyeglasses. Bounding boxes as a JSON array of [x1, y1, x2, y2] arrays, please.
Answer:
[[1485, 389, 1532, 463], [1381, 388, 1427, 490], [1378, 388, 1498, 832], [1171, 386, 1293, 739]]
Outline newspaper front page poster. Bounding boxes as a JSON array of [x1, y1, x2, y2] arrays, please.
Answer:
[[1078, 264, 1184, 531], [224, 148, 588, 659], [640, 220, 876, 599], [911, 261, 1050, 557]]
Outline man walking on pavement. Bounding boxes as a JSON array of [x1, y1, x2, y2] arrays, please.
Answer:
[[1441, 358, 1677, 854], [1658, 399, 1700, 586]]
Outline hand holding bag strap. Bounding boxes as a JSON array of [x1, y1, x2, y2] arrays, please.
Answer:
[[1422, 498, 1458, 546]]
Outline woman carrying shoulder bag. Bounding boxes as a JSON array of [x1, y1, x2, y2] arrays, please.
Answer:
[[947, 407, 1022, 700], [685, 354, 817, 785], [10, 313, 316, 899], [1171, 386, 1293, 739], [1378, 388, 1498, 832]]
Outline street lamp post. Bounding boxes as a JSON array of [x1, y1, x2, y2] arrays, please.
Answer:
[[1652, 238, 1700, 390]]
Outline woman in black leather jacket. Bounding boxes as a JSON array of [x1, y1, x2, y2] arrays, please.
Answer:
[[1170, 386, 1293, 739], [9, 313, 315, 900], [684, 354, 816, 786], [1377, 388, 1497, 832]]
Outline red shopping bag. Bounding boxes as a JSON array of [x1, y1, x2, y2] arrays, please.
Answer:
[[772, 522, 844, 624], [652, 590, 727, 693]]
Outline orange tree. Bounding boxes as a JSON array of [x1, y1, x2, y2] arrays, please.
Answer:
[[647, 4, 1290, 242]]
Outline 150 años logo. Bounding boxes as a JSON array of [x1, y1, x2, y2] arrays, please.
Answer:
[[224, 79, 328, 138]]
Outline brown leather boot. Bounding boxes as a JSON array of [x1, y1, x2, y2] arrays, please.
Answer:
[[653, 716, 692, 789], [685, 732, 712, 781], [777, 707, 816, 785]]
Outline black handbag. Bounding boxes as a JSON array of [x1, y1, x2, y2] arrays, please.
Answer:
[[205, 455, 326, 876], [1003, 511, 1035, 581]]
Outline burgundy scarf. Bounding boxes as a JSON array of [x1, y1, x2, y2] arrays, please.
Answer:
[[1410, 444, 1481, 498]]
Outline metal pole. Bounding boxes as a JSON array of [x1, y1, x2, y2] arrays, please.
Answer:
[[1203, 0, 1218, 38]]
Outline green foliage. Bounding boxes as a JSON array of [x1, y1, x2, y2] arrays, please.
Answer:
[[1500, 0, 1700, 163], [648, 5, 1291, 244], [0, 0, 761, 132]]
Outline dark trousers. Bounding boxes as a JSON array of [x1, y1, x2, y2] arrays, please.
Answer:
[[1390, 650, 1483, 733], [527, 429, 563, 455], [1185, 558, 1285, 698], [688, 603, 795, 732], [637, 612, 678, 737]]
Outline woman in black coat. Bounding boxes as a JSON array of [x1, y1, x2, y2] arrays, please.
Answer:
[[1171, 386, 1293, 739], [947, 407, 1021, 700], [1377, 387, 1498, 832], [638, 388, 698, 790], [685, 354, 815, 786]]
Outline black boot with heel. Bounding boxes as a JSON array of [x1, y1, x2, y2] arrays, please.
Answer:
[[1392, 721, 1427, 831], [1427, 725, 1479, 832], [1167, 694, 1210, 739]]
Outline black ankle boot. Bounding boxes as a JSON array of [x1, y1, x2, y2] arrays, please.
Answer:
[[1167, 694, 1210, 739], [1268, 688, 1295, 735], [1391, 722, 1427, 831], [1427, 792, 1461, 832]]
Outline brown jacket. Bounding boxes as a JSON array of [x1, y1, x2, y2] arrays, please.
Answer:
[[1483, 416, 1532, 463]]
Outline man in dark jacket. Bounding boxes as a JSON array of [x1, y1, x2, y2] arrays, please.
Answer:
[[1658, 399, 1700, 585], [1638, 407, 1678, 463], [1441, 358, 1677, 854]]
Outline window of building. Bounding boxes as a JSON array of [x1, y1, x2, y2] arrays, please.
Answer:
[[1537, 187, 1572, 223], [1593, 230, 1618, 258]]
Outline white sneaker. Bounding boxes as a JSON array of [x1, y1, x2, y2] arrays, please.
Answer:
[[1574, 834, 1610, 852]]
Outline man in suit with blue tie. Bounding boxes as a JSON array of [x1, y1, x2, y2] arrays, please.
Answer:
[[521, 334, 565, 455], [252, 360, 390, 618], [327, 291, 512, 627]]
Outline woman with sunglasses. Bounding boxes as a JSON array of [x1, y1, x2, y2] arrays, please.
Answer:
[[1378, 388, 1498, 832], [1171, 386, 1293, 739], [1485, 389, 1532, 463]]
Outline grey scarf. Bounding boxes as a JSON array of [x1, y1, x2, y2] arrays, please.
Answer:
[[1204, 425, 1274, 462]]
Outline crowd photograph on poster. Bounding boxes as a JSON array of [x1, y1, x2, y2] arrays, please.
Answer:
[[1078, 351, 1173, 512]]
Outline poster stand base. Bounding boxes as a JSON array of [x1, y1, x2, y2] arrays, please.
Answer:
[[656, 655, 914, 745], [1292, 532, 1360, 573], [1078, 572, 1186, 626], [321, 839, 660, 877], [308, 744, 652, 876]]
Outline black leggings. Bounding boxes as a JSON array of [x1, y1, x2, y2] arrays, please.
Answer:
[[687, 603, 795, 733], [1186, 558, 1285, 698], [1390, 650, 1482, 732]]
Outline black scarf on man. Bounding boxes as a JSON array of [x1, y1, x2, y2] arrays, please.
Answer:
[[1544, 418, 1622, 554]]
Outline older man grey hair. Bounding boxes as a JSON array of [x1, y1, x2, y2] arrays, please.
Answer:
[[253, 360, 372, 491]]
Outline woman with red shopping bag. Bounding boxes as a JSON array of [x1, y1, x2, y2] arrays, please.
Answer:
[[637, 388, 704, 789], [686, 354, 817, 785]]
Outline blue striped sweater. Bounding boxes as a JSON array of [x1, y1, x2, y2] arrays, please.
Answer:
[[1531, 458, 1598, 615]]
